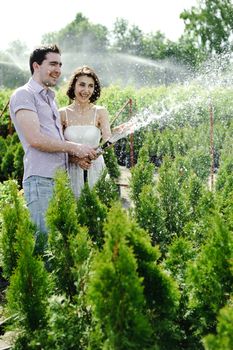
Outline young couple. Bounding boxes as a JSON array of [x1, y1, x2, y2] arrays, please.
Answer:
[[9, 44, 119, 235]]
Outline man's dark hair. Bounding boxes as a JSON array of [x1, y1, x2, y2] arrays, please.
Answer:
[[29, 44, 61, 74]]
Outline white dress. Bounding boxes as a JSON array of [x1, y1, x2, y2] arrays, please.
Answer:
[[63, 107, 105, 198]]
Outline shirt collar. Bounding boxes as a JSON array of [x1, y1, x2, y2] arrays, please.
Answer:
[[29, 77, 55, 99]]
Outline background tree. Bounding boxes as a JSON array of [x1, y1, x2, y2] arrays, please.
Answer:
[[111, 18, 144, 56], [43, 13, 109, 54], [180, 0, 233, 56]]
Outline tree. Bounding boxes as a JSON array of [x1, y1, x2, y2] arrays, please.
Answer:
[[203, 299, 233, 350], [44, 13, 109, 54], [112, 18, 144, 55], [87, 203, 153, 349], [180, 0, 233, 55], [46, 170, 90, 298]]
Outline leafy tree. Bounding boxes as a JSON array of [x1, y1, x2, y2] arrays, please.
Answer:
[[45, 13, 109, 54], [142, 31, 171, 60], [112, 18, 144, 55], [180, 0, 233, 55]]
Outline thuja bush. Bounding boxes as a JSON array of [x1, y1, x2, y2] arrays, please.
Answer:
[[133, 183, 168, 252], [103, 147, 121, 179], [214, 156, 233, 230], [0, 133, 24, 184], [35, 170, 94, 350], [6, 224, 50, 332], [94, 169, 119, 209], [126, 221, 181, 349], [203, 298, 233, 350], [185, 215, 233, 344], [157, 156, 187, 238], [87, 203, 154, 350], [0, 180, 35, 280], [76, 183, 108, 249], [181, 173, 206, 223], [46, 169, 90, 298], [4, 186, 50, 344], [183, 189, 216, 248], [130, 144, 155, 207], [164, 237, 197, 349]]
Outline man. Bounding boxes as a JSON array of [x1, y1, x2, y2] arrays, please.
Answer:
[[9, 44, 96, 235]]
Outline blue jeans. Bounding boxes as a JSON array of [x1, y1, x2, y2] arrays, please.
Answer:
[[23, 176, 55, 236]]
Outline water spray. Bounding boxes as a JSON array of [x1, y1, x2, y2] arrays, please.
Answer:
[[96, 127, 130, 156], [209, 98, 214, 191], [97, 98, 134, 160]]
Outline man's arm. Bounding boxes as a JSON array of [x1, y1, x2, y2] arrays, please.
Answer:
[[16, 109, 96, 159]]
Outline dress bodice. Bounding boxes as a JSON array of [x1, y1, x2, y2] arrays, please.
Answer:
[[63, 106, 101, 148], [61, 105, 106, 198], [64, 125, 101, 148]]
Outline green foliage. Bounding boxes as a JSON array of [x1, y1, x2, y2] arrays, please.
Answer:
[[94, 169, 119, 208], [203, 298, 233, 350], [0, 133, 24, 184], [44, 12, 109, 54], [182, 173, 206, 222], [46, 169, 88, 298], [157, 156, 187, 237], [40, 295, 91, 350], [180, 0, 233, 55], [103, 147, 120, 179], [88, 203, 154, 349], [165, 237, 196, 285], [133, 184, 168, 252], [186, 215, 233, 337], [5, 190, 50, 332], [130, 144, 155, 206], [0, 180, 35, 279], [126, 222, 181, 349], [76, 183, 108, 249]]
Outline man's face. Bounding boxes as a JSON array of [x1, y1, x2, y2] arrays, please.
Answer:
[[35, 52, 62, 88]]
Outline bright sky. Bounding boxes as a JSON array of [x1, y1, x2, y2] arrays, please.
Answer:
[[1, 0, 197, 51]]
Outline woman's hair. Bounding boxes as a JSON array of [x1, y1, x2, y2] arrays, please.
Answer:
[[66, 65, 101, 103], [29, 44, 61, 75]]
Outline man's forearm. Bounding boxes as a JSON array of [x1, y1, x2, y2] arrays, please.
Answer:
[[30, 133, 78, 155]]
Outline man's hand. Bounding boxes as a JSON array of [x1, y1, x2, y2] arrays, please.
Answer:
[[73, 144, 97, 159]]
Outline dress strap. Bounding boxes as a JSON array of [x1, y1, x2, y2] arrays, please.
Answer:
[[93, 107, 97, 126], [65, 108, 69, 126]]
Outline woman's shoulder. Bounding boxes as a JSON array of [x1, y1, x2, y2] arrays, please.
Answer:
[[59, 104, 73, 113], [95, 105, 108, 117], [95, 105, 107, 111]]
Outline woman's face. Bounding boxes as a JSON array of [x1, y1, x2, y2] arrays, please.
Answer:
[[74, 75, 95, 103]]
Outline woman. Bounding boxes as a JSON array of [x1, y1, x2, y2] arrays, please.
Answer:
[[59, 65, 112, 198]]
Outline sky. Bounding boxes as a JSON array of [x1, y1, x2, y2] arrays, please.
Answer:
[[1, 0, 198, 51]]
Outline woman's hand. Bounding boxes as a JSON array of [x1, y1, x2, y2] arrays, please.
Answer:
[[112, 121, 134, 135], [69, 155, 92, 170]]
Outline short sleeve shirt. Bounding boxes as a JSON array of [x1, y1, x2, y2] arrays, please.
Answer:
[[9, 78, 67, 181]]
